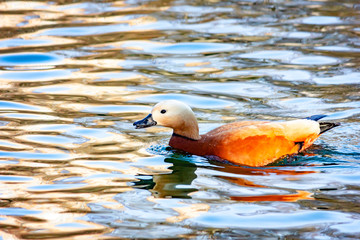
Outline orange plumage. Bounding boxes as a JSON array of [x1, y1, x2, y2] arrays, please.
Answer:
[[134, 100, 339, 167]]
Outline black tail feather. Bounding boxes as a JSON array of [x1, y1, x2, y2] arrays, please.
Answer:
[[319, 122, 341, 134], [305, 114, 327, 121], [305, 114, 340, 134]]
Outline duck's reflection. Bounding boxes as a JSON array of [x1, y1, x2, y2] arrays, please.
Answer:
[[134, 157, 198, 198], [134, 155, 315, 202], [210, 159, 315, 202], [230, 190, 312, 202]]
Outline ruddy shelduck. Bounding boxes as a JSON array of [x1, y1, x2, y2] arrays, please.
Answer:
[[134, 100, 340, 167]]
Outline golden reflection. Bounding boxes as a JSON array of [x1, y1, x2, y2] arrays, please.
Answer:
[[72, 131, 144, 154], [0, 15, 25, 28], [122, 91, 158, 102], [230, 190, 313, 202], [0, 2, 65, 30], [184, 62, 211, 67], [167, 203, 210, 223], [0, 157, 132, 238], [24, 83, 129, 99], [71, 59, 126, 70], [0, 1, 47, 10], [219, 175, 314, 202], [0, 216, 22, 240], [0, 81, 12, 89], [0, 228, 19, 240], [15, 136, 80, 150], [75, 14, 158, 27], [76, 15, 125, 24], [93, 40, 170, 51], [112, 2, 170, 12], [0, 139, 32, 151], [213, 163, 318, 176], [87, 71, 152, 84], [214, 164, 315, 202], [0, 175, 42, 199], [21, 218, 107, 239], [72, 159, 171, 176], [14, 160, 50, 168], [0, 175, 108, 238], [195, 67, 223, 74], [0, 36, 77, 50], [128, 16, 158, 26], [218, 176, 266, 188], [19, 16, 57, 28]]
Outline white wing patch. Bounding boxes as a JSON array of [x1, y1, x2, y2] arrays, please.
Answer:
[[282, 119, 320, 141]]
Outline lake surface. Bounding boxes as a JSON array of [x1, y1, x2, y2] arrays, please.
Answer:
[[0, 0, 360, 239]]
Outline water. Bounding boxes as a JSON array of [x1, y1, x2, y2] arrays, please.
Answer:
[[0, 0, 359, 239]]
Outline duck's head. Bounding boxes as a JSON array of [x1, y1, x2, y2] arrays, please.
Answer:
[[133, 100, 200, 140]]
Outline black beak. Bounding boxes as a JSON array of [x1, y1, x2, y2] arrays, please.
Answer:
[[133, 114, 157, 129]]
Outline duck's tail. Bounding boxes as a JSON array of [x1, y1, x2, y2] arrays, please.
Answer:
[[319, 122, 341, 134], [305, 114, 341, 135]]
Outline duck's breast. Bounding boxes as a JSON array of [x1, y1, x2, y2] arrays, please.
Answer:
[[169, 134, 209, 156]]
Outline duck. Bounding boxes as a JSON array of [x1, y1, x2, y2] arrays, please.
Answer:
[[133, 100, 340, 167]]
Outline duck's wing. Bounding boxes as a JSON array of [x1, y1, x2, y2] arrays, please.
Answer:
[[213, 119, 320, 142], [206, 121, 268, 136], [210, 119, 321, 167]]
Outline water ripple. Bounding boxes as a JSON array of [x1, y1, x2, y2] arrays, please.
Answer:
[[0, 0, 359, 239], [190, 210, 350, 229], [0, 208, 41, 216], [134, 93, 235, 108]]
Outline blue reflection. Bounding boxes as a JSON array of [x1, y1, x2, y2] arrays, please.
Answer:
[[0, 52, 62, 66], [302, 16, 342, 25], [0, 101, 40, 111], [0, 38, 50, 48], [152, 42, 236, 54], [82, 161, 130, 170], [56, 222, 91, 228], [33, 86, 71, 93], [0, 208, 41, 216], [26, 135, 78, 145], [0, 69, 71, 81], [0, 151, 70, 160], [0, 160, 18, 165], [193, 210, 349, 229], [28, 183, 87, 191], [290, 56, 339, 65], [40, 24, 124, 37], [0, 175, 32, 182]]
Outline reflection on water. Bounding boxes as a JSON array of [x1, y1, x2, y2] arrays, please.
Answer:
[[0, 0, 360, 239]]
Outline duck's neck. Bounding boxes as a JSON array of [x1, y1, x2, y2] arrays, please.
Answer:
[[173, 117, 201, 140], [172, 132, 199, 141], [169, 132, 205, 156]]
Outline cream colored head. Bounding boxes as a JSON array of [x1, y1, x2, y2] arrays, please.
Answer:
[[151, 100, 200, 140]]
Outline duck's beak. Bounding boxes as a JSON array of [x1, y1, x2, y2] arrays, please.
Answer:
[[133, 114, 157, 129]]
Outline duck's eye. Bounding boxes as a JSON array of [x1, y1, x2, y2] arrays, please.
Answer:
[[160, 109, 166, 114]]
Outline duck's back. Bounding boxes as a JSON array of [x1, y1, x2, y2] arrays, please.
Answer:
[[204, 119, 321, 166]]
